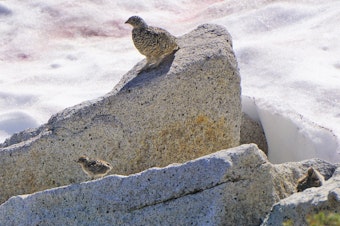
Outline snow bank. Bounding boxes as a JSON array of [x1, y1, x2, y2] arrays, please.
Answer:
[[242, 96, 340, 163]]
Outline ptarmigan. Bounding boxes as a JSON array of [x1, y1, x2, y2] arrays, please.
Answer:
[[125, 16, 179, 69], [296, 167, 325, 192], [76, 156, 112, 180]]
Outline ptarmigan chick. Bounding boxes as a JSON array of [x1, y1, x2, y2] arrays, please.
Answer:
[[76, 156, 112, 180], [296, 167, 325, 192], [125, 15, 179, 69]]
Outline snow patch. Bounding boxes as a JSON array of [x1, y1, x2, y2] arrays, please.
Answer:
[[242, 96, 340, 163], [0, 4, 12, 16], [0, 111, 38, 135]]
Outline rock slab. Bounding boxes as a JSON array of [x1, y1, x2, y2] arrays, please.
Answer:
[[0, 144, 336, 225], [0, 24, 241, 204]]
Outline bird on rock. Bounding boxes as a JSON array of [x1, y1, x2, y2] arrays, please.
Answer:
[[76, 156, 112, 180], [125, 15, 179, 70], [296, 167, 325, 192]]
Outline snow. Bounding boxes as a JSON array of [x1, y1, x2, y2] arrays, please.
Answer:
[[0, 0, 339, 163], [242, 96, 339, 163]]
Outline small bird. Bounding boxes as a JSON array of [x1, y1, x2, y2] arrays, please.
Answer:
[[125, 15, 179, 69], [76, 156, 112, 180], [296, 167, 325, 192]]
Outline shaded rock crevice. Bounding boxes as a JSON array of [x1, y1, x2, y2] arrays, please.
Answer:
[[240, 112, 268, 155]]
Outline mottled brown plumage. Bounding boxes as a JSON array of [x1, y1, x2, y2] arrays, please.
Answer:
[[296, 167, 325, 192], [76, 156, 112, 180], [125, 16, 179, 69]]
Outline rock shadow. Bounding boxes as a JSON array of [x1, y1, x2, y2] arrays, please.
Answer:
[[121, 53, 176, 91]]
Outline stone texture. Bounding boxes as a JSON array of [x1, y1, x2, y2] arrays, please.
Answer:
[[0, 144, 336, 225], [0, 24, 241, 204], [240, 112, 268, 154], [262, 165, 340, 226]]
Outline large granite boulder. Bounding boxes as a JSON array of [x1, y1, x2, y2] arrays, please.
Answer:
[[0, 24, 241, 204], [0, 144, 336, 225]]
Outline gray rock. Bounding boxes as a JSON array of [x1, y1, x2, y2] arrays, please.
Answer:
[[262, 165, 340, 226], [0, 144, 336, 225], [240, 112, 268, 154], [0, 144, 277, 225], [0, 24, 241, 204]]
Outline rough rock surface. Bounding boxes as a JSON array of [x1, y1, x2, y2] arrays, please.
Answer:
[[262, 165, 340, 226], [0, 144, 336, 225], [240, 112, 268, 154], [0, 24, 241, 204]]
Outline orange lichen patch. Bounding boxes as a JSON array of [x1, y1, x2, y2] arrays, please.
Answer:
[[134, 115, 236, 172], [195, 115, 207, 124]]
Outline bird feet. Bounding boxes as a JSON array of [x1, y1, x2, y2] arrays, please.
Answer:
[[139, 58, 162, 72]]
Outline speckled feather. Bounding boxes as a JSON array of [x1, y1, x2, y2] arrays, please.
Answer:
[[126, 16, 179, 67], [77, 156, 112, 179]]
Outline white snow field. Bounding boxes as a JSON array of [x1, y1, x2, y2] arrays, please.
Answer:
[[0, 0, 339, 163]]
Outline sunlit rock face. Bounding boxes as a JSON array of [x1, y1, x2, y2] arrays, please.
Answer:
[[0, 24, 241, 204]]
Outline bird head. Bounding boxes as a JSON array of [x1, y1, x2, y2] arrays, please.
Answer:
[[125, 16, 147, 28], [76, 156, 89, 164]]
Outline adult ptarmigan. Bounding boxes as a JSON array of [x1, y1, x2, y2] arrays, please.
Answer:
[[125, 15, 179, 69]]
